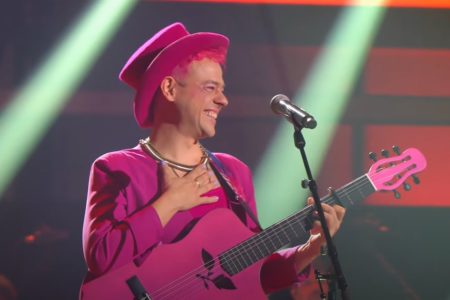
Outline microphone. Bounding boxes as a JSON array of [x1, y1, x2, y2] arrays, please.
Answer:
[[270, 94, 317, 129]]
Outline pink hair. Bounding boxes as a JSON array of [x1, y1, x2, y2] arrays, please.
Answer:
[[175, 46, 227, 74]]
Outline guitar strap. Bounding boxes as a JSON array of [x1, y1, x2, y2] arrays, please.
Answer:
[[204, 149, 263, 231]]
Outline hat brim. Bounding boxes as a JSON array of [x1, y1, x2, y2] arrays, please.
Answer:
[[134, 32, 229, 128]]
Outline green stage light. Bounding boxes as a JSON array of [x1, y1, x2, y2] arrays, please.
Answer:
[[0, 0, 137, 198], [255, 1, 386, 227]]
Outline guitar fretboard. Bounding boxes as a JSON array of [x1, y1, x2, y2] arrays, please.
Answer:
[[219, 174, 375, 276]]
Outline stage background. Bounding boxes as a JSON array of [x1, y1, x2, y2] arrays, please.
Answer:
[[0, 1, 449, 299]]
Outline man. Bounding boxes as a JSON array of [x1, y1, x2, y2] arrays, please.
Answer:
[[81, 22, 345, 299]]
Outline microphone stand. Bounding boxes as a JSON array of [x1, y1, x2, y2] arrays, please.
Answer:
[[292, 125, 350, 300]]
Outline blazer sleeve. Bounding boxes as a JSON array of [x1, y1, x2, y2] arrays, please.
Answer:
[[82, 154, 164, 278]]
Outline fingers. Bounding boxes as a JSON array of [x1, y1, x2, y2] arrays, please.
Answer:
[[194, 169, 215, 185], [194, 169, 210, 184], [334, 205, 346, 222], [197, 196, 219, 205], [195, 171, 220, 194], [307, 197, 345, 221], [191, 174, 220, 206], [191, 169, 220, 206], [315, 203, 341, 226], [197, 181, 220, 196], [306, 196, 346, 238], [185, 163, 208, 179]]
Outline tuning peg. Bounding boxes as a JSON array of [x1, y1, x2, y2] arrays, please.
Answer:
[[368, 152, 378, 162], [412, 175, 420, 185], [381, 149, 390, 158], [392, 145, 400, 155], [394, 190, 401, 199]]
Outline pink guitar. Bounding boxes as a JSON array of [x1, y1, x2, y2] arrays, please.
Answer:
[[80, 147, 426, 300]]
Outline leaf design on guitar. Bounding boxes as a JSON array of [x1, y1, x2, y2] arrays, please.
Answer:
[[212, 274, 237, 290], [201, 248, 214, 271], [197, 248, 237, 291]]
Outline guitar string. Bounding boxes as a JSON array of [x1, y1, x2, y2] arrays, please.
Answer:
[[152, 171, 402, 299], [151, 169, 414, 299], [149, 176, 373, 299], [160, 262, 263, 300], [165, 261, 267, 300]]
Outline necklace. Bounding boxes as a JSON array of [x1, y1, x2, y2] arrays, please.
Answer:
[[139, 137, 209, 172]]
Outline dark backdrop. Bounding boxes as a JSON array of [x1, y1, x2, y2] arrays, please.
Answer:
[[0, 1, 449, 299]]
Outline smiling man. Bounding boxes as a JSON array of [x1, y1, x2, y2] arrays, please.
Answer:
[[81, 23, 345, 299]]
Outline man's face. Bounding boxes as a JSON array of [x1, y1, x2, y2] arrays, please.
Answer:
[[172, 58, 228, 139]]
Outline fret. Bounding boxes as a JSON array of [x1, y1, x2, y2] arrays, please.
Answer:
[[245, 231, 273, 259], [229, 247, 242, 271], [334, 189, 347, 206], [256, 229, 279, 255], [273, 228, 287, 247], [254, 244, 264, 258], [260, 230, 277, 253], [290, 218, 307, 235], [220, 252, 237, 275], [333, 175, 375, 207], [358, 187, 365, 199], [233, 251, 245, 270], [248, 247, 258, 262], [341, 187, 353, 206], [361, 177, 375, 198], [241, 248, 252, 267], [286, 219, 301, 238], [280, 225, 293, 242]]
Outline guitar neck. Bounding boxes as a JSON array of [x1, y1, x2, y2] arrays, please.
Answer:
[[220, 174, 375, 275]]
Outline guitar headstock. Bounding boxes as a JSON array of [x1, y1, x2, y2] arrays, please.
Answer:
[[367, 147, 427, 195]]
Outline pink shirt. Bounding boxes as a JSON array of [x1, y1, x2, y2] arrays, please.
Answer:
[[82, 145, 308, 293]]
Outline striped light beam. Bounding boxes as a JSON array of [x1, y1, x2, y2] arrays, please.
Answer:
[[0, 0, 137, 198], [254, 0, 387, 227]]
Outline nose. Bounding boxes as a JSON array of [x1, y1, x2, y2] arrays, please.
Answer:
[[214, 92, 228, 107]]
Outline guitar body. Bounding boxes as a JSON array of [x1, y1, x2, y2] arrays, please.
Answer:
[[80, 208, 267, 300]]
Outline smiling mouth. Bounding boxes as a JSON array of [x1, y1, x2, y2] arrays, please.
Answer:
[[205, 110, 218, 120]]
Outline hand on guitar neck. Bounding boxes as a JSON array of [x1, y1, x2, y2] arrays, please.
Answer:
[[294, 197, 346, 273]]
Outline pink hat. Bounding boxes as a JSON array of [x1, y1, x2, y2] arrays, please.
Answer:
[[119, 22, 229, 128]]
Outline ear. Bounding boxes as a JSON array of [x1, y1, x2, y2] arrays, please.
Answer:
[[160, 76, 177, 102]]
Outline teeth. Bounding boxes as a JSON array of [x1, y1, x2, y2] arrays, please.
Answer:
[[206, 111, 218, 119]]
